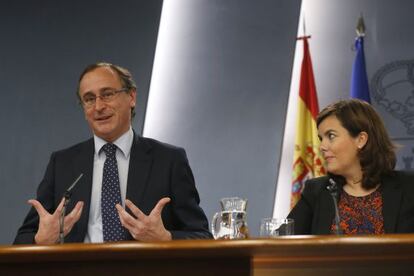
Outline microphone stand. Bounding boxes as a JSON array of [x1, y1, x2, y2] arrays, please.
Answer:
[[59, 173, 83, 244], [327, 178, 343, 235]]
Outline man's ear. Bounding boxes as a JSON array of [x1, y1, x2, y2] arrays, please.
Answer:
[[129, 89, 137, 108]]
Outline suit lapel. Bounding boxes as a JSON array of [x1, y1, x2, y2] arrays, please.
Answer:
[[316, 189, 336, 234], [126, 135, 153, 210], [70, 139, 94, 241], [381, 174, 403, 233]]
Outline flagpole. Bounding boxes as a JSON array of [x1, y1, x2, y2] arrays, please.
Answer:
[[273, 15, 306, 218]]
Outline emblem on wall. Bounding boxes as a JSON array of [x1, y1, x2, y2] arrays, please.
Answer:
[[371, 59, 414, 170], [371, 59, 414, 134]]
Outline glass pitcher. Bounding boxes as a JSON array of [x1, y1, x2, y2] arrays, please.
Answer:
[[211, 197, 249, 239]]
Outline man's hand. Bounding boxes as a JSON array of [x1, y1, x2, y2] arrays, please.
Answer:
[[28, 198, 84, 245], [116, 198, 172, 241]]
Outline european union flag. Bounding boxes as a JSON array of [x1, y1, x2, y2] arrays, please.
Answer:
[[350, 36, 371, 103]]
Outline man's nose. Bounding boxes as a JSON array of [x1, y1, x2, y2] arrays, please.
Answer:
[[94, 97, 106, 110]]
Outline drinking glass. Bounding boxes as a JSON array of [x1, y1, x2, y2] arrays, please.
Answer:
[[260, 218, 294, 237]]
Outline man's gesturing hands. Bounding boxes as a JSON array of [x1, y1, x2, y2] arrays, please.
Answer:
[[29, 198, 84, 244], [116, 197, 172, 241], [28, 197, 171, 244]]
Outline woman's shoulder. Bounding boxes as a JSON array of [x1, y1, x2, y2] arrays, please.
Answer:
[[382, 170, 414, 189], [306, 175, 330, 185], [303, 176, 331, 195], [387, 170, 414, 180]]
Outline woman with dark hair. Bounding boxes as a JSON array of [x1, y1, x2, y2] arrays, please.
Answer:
[[288, 99, 414, 234]]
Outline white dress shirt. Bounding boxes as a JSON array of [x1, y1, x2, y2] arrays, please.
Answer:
[[84, 127, 133, 243]]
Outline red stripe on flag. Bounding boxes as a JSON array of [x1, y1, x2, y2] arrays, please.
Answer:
[[298, 38, 319, 119]]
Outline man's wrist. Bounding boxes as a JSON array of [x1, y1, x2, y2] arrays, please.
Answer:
[[34, 233, 56, 245], [162, 230, 172, 241]]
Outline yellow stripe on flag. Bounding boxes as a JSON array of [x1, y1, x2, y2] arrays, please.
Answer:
[[291, 66, 326, 208]]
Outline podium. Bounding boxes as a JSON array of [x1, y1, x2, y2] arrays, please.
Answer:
[[2, 234, 414, 275]]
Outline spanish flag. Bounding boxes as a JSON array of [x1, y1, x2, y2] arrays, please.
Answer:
[[291, 37, 325, 208]]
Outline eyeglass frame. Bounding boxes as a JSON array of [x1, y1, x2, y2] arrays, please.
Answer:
[[80, 88, 129, 108]]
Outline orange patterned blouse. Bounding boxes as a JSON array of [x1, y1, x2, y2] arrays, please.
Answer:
[[330, 189, 385, 234]]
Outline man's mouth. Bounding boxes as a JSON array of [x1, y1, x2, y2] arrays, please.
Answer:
[[95, 115, 112, 121]]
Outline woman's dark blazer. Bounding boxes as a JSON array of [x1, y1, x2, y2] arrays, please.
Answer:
[[288, 171, 414, 235]]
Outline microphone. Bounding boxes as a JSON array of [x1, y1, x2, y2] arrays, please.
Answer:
[[59, 173, 83, 244], [326, 178, 343, 235]]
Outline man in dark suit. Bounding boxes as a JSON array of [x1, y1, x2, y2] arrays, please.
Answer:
[[14, 62, 212, 244]]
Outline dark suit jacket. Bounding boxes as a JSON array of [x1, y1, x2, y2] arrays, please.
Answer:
[[288, 171, 414, 235], [14, 134, 212, 244]]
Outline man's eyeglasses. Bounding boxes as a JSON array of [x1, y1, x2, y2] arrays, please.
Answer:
[[81, 88, 128, 108]]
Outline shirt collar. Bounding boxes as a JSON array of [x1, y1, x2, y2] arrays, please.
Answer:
[[94, 127, 134, 158]]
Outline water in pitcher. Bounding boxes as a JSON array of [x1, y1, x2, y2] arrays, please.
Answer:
[[211, 197, 249, 239]]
